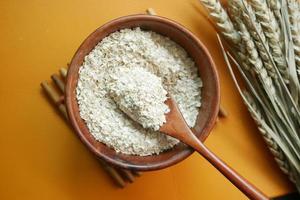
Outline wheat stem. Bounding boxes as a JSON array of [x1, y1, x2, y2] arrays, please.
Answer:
[[243, 91, 300, 190]]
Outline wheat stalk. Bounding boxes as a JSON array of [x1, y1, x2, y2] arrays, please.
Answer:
[[228, 0, 276, 78], [199, 0, 241, 45], [243, 91, 299, 187], [226, 45, 300, 189], [243, 21, 300, 166], [237, 21, 277, 97], [250, 0, 289, 82], [202, 0, 300, 192], [225, 36, 300, 171], [249, 1, 300, 117], [235, 21, 287, 116]]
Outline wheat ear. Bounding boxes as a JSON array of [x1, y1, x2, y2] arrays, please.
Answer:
[[287, 0, 300, 72], [228, 0, 276, 78], [250, 0, 289, 82], [199, 0, 241, 45], [266, 0, 282, 23], [243, 91, 300, 190], [237, 21, 276, 97]]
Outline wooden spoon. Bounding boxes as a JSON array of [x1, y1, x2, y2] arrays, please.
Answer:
[[160, 97, 268, 200]]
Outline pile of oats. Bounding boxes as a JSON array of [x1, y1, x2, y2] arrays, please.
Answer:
[[76, 28, 202, 156]]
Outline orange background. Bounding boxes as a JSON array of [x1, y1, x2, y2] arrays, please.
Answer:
[[0, 0, 294, 199]]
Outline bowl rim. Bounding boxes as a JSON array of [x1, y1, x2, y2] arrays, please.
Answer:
[[65, 14, 220, 171]]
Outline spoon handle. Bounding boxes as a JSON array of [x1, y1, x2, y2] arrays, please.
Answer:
[[161, 97, 269, 199], [190, 136, 269, 200]]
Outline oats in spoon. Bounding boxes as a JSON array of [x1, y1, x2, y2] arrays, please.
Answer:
[[107, 67, 169, 131]]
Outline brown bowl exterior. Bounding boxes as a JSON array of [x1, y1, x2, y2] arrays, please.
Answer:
[[65, 14, 220, 171]]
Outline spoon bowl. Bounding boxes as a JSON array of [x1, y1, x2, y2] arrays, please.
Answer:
[[65, 14, 220, 171]]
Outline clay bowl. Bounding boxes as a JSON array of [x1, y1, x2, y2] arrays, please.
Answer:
[[65, 14, 220, 171]]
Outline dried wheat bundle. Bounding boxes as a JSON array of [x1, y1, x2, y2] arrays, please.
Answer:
[[200, 0, 300, 192]]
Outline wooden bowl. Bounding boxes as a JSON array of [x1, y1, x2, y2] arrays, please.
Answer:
[[65, 15, 220, 171]]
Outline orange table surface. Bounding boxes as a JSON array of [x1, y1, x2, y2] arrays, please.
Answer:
[[0, 0, 295, 199]]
